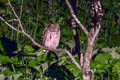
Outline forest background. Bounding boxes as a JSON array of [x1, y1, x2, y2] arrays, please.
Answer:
[[0, 0, 120, 80]]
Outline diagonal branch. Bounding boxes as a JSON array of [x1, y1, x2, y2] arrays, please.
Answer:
[[65, 0, 88, 36], [90, 0, 103, 42], [0, 16, 19, 32], [91, 24, 101, 42], [0, 0, 82, 71], [8, 0, 24, 32]]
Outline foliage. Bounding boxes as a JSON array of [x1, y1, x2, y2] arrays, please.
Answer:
[[112, 59, 120, 80], [116, 47, 120, 54], [91, 51, 120, 80], [23, 45, 35, 54]]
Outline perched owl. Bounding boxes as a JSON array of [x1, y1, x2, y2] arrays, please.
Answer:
[[43, 23, 60, 49]]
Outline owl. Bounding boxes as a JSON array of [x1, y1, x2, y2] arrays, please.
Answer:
[[43, 23, 60, 49]]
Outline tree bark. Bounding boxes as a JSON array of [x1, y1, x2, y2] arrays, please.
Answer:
[[82, 36, 94, 80], [82, 0, 103, 80]]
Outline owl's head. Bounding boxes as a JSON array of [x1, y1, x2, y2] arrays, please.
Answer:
[[49, 23, 60, 32]]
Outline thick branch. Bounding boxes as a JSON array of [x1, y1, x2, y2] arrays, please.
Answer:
[[82, 0, 103, 80], [91, 24, 101, 42], [65, 0, 88, 36]]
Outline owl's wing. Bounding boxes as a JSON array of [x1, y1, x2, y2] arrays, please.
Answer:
[[42, 27, 49, 45], [43, 27, 48, 35]]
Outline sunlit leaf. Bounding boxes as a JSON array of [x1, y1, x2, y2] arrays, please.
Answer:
[[23, 46, 35, 54], [94, 53, 111, 64], [0, 54, 12, 63]]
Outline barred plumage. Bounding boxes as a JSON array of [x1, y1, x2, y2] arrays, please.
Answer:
[[43, 23, 60, 49]]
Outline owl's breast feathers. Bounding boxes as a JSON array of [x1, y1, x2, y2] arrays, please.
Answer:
[[42, 23, 60, 49]]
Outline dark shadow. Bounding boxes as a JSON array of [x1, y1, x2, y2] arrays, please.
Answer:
[[0, 37, 17, 57], [0, 2, 6, 8], [47, 51, 59, 61], [44, 62, 74, 80], [71, 0, 81, 59], [33, 45, 40, 51]]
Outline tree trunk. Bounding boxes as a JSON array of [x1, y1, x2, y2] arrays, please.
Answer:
[[82, 39, 94, 80], [71, 0, 81, 59], [65, 0, 103, 80], [82, 0, 103, 80]]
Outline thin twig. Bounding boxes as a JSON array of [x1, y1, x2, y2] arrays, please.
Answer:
[[8, 0, 24, 32], [65, 0, 88, 36], [65, 49, 81, 70], [0, 16, 19, 32], [11, 64, 16, 72], [8, 19, 18, 22]]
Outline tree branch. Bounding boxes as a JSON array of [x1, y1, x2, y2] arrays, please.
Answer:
[[91, 24, 101, 42], [8, 0, 24, 32], [65, 0, 88, 36], [0, 16, 19, 32]]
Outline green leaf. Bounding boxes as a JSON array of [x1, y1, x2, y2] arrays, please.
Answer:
[[50, 17, 56, 22], [38, 48, 44, 52], [116, 47, 120, 54], [39, 67, 43, 73], [12, 57, 19, 65], [0, 54, 12, 63], [2, 71, 16, 76], [72, 67, 81, 77], [94, 53, 111, 64], [65, 64, 75, 69], [104, 77, 111, 80], [37, 53, 48, 62], [58, 17, 63, 23], [80, 36, 87, 41], [95, 64, 104, 69], [27, 59, 38, 67], [23, 46, 35, 54], [96, 69, 106, 74], [112, 60, 120, 79], [17, 31, 21, 35], [0, 40, 4, 52], [97, 43, 105, 49]]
